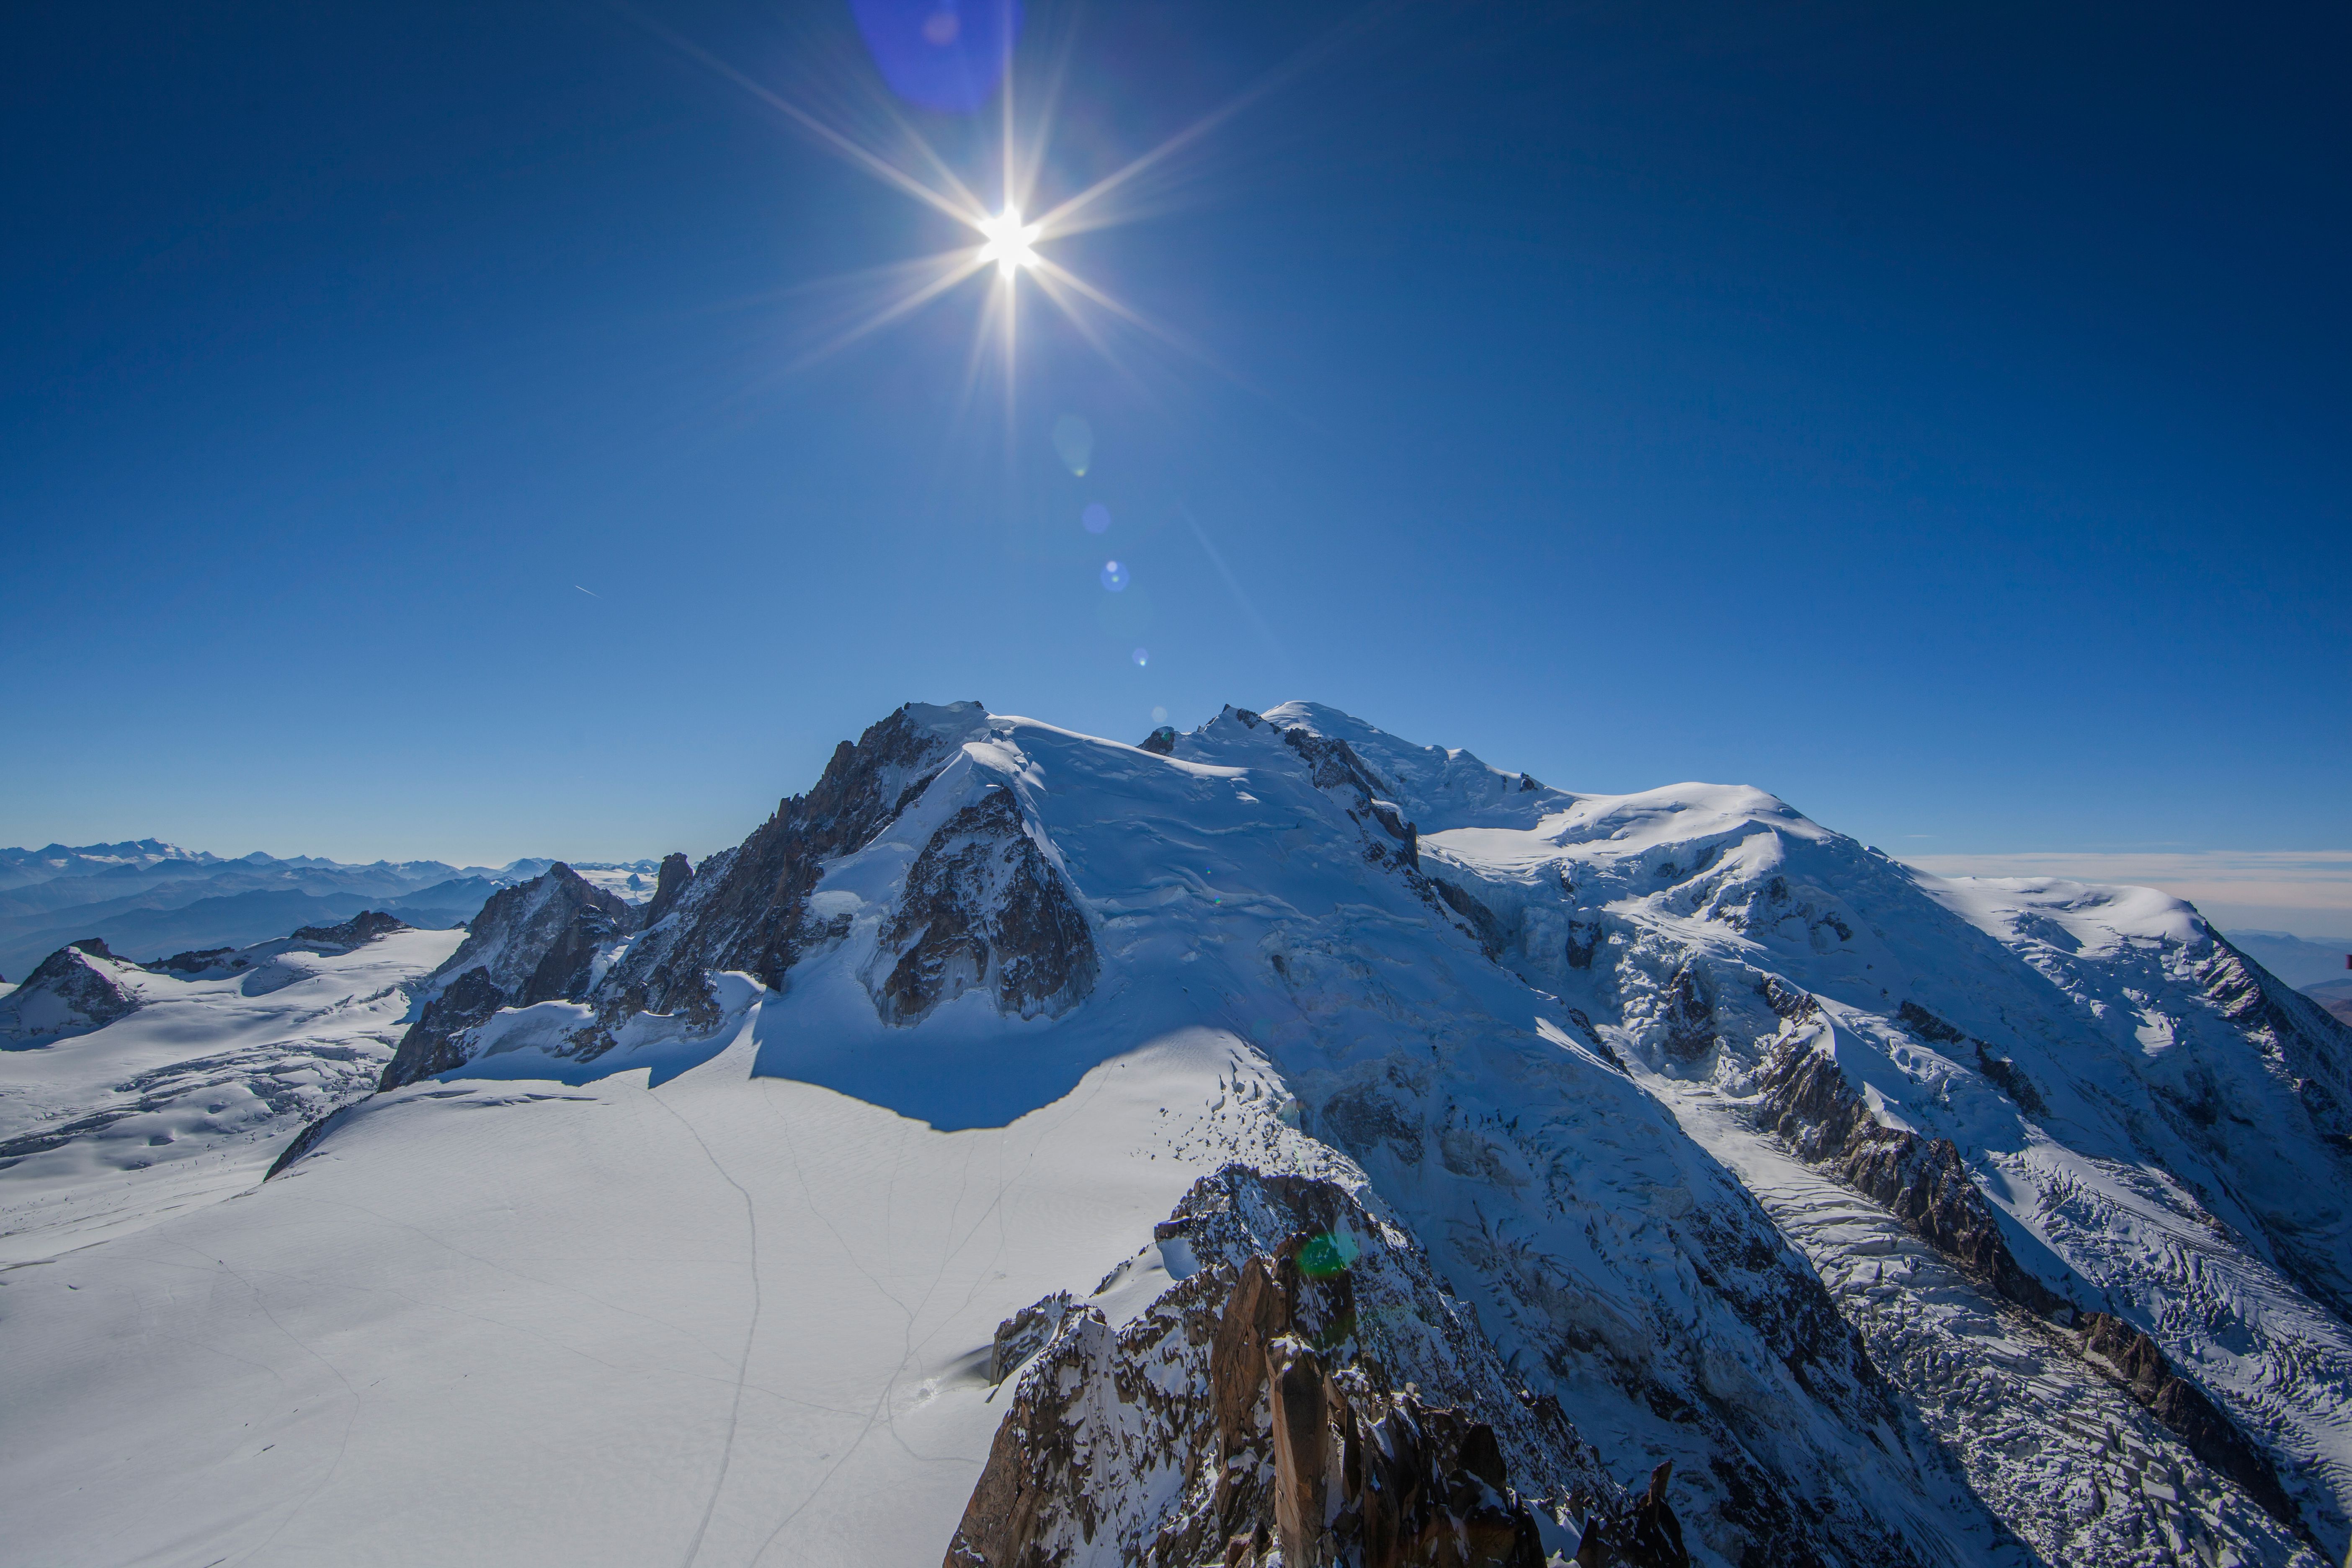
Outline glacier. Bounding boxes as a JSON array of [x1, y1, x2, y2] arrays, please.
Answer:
[[1, 700, 2345, 1568]]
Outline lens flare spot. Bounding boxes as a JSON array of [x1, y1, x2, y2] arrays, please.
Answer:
[[1083, 502, 1111, 534], [1100, 560, 1128, 591], [1151, 705, 1169, 723], [1132, 647, 1149, 667], [850, 0, 1019, 114], [1052, 415, 1093, 476]]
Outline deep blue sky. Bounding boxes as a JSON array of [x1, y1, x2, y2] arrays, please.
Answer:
[[4, 2, 2346, 915]]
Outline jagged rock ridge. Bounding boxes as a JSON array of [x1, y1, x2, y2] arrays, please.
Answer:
[[378, 864, 634, 1088], [945, 1165, 1648, 1568]]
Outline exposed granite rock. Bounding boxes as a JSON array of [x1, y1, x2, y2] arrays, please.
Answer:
[[287, 910, 411, 952], [152, 946, 243, 976], [868, 786, 1098, 1026], [2078, 1312, 2300, 1530], [1757, 1030, 2064, 1315], [1140, 727, 1177, 756], [987, 1291, 1074, 1384], [589, 702, 984, 1026], [641, 851, 695, 928], [437, 865, 633, 1001], [0, 940, 145, 1042], [377, 966, 507, 1089], [1277, 725, 1418, 869], [264, 1102, 358, 1180], [376, 865, 634, 1089], [1755, 1014, 2315, 1544], [518, 896, 628, 1007], [1429, 876, 1509, 960], [944, 1166, 1628, 1568]]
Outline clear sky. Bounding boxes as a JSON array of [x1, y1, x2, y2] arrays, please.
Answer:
[[5, 2, 2347, 931]]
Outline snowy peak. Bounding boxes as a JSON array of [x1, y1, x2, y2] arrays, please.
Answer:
[[590, 701, 989, 1024], [1198, 701, 1562, 833], [377, 865, 637, 1089], [11, 697, 2352, 1568], [0, 939, 151, 1043]]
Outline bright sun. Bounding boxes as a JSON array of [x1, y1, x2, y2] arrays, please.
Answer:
[[975, 207, 1041, 280]]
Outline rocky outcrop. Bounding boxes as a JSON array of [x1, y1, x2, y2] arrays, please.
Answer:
[[1278, 724, 1418, 870], [428, 865, 633, 1002], [1140, 727, 1177, 756], [589, 702, 983, 1025], [0, 939, 144, 1042], [152, 946, 243, 976], [377, 967, 507, 1088], [986, 1292, 1074, 1384], [641, 851, 695, 927], [377, 865, 634, 1089], [2077, 1313, 2300, 1530], [867, 787, 1097, 1026], [1755, 1020, 2314, 1545], [287, 910, 411, 952], [1757, 1029, 2064, 1315], [943, 1166, 1637, 1568]]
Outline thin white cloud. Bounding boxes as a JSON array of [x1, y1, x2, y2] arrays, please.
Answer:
[[1903, 849, 2352, 922]]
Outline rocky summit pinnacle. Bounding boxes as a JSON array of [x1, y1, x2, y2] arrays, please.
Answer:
[[7, 698, 2350, 1568]]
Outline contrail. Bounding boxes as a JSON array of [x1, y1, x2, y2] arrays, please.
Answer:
[[575, 585, 601, 598]]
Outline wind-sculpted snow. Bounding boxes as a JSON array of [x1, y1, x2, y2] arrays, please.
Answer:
[[5, 698, 2349, 1567]]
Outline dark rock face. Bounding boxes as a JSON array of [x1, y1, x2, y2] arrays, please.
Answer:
[[1757, 1032, 2064, 1316], [590, 703, 981, 1025], [1892, 1000, 2048, 1117], [0, 941, 144, 1042], [986, 1292, 1074, 1385], [377, 966, 507, 1088], [2078, 1313, 2300, 1529], [434, 864, 634, 1003], [376, 865, 634, 1089], [1279, 725, 1418, 869], [152, 946, 242, 975], [518, 896, 628, 1006], [944, 1167, 1622, 1568], [1578, 1462, 1692, 1568], [287, 910, 410, 952], [1430, 876, 1509, 959], [264, 1103, 358, 1180], [868, 787, 1098, 1026], [641, 851, 695, 928], [1140, 726, 1177, 756]]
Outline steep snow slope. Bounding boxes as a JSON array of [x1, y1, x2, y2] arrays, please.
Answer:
[[2, 700, 2344, 1568], [1360, 698, 2351, 1563]]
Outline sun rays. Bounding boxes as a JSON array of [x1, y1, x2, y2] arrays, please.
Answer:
[[624, 2, 1253, 405]]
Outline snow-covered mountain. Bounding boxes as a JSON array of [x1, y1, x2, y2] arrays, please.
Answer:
[[0, 843, 664, 980], [2, 701, 2345, 1568]]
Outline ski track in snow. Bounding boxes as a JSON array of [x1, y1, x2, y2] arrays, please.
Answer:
[[1, 703, 2347, 1567], [648, 1073, 763, 1568]]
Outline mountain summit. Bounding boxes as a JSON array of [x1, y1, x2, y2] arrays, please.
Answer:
[[4, 700, 2347, 1567]]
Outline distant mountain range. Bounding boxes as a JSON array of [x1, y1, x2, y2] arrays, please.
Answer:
[[5, 702, 2350, 1565], [2223, 928, 2352, 989], [0, 841, 658, 980]]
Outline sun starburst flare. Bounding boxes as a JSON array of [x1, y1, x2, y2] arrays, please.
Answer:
[[975, 207, 1042, 280], [620, 1, 1304, 400]]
